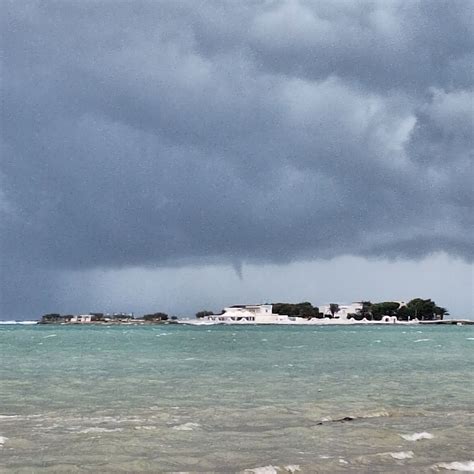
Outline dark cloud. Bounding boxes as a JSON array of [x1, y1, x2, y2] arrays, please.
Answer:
[[1, 0, 473, 317]]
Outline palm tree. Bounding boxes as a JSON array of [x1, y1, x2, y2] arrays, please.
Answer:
[[435, 307, 449, 320], [329, 303, 339, 318]]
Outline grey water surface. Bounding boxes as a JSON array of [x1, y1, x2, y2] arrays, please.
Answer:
[[1, 324, 473, 472]]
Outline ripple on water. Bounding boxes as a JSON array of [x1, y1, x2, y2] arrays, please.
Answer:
[[1, 324, 473, 472]]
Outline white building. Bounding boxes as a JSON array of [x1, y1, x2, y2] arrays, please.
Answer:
[[189, 302, 416, 325], [202, 304, 292, 324], [319, 301, 409, 320], [70, 314, 93, 323], [319, 303, 364, 320]]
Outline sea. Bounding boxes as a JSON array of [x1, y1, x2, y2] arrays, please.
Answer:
[[0, 323, 473, 473]]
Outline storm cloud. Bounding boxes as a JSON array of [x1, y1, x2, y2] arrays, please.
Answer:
[[1, 0, 473, 317]]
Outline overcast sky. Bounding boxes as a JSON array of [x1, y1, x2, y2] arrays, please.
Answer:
[[1, 0, 473, 319]]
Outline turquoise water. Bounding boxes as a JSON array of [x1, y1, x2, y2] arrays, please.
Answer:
[[1, 324, 473, 472]]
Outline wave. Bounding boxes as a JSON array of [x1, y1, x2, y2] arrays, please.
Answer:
[[432, 461, 474, 472], [317, 409, 390, 425], [414, 338, 431, 342], [0, 436, 8, 446], [78, 427, 123, 433], [400, 431, 434, 441], [245, 467, 279, 474], [389, 451, 414, 460], [0, 320, 38, 325], [361, 409, 390, 419], [171, 422, 200, 431], [244, 466, 300, 474], [284, 465, 301, 473]]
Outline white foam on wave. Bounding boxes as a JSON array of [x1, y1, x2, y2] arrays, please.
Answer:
[[414, 338, 431, 342], [466, 338, 474, 341], [361, 409, 390, 419], [389, 451, 414, 460], [245, 466, 279, 474], [78, 427, 123, 433], [0, 436, 9, 446], [0, 320, 37, 325], [400, 431, 434, 441], [43, 334, 57, 338], [432, 461, 474, 472], [245, 466, 300, 474], [172, 422, 200, 431]]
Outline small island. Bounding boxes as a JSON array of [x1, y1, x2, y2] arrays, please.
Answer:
[[37, 298, 472, 325], [191, 299, 459, 325], [39, 312, 178, 325]]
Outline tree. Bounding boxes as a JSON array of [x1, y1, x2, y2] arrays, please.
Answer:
[[272, 303, 293, 315], [272, 302, 320, 318], [434, 306, 449, 320], [406, 298, 449, 321], [90, 313, 105, 322], [143, 312, 168, 321], [407, 299, 434, 320], [347, 312, 363, 320], [371, 302, 400, 320], [357, 301, 373, 320], [195, 310, 213, 319], [295, 301, 316, 318], [40, 313, 61, 323], [397, 305, 410, 321], [329, 303, 339, 318]]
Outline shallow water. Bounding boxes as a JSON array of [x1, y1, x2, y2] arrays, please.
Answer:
[[0, 324, 473, 472]]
